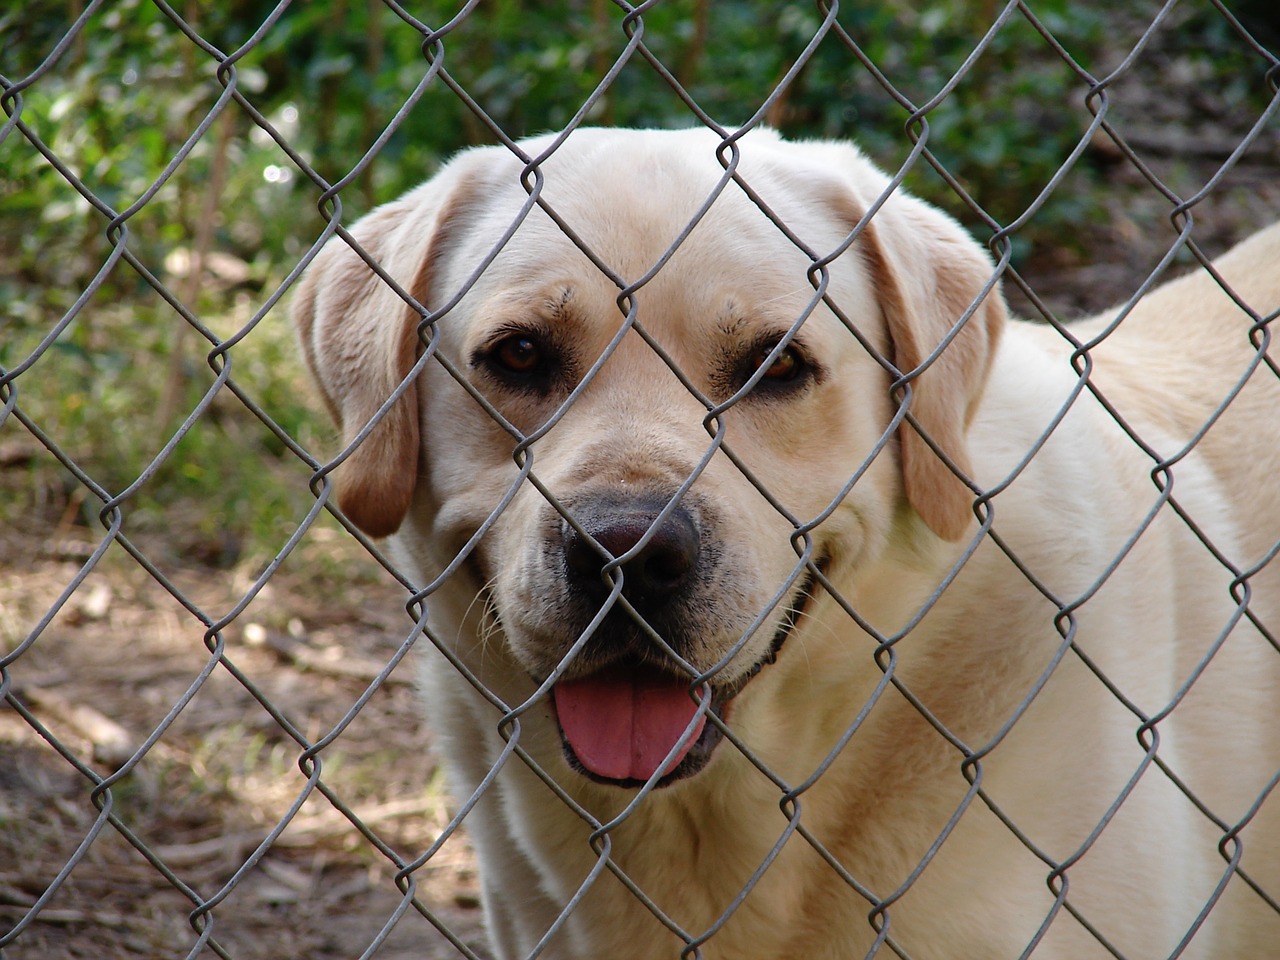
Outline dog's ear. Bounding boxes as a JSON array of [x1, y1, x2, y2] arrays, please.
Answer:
[[851, 177, 1007, 542], [292, 162, 481, 538]]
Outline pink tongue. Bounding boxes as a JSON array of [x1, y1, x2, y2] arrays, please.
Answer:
[[553, 666, 707, 782]]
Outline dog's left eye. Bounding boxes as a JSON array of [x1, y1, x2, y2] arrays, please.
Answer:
[[728, 336, 819, 400], [751, 344, 803, 383], [474, 329, 569, 396], [743, 339, 816, 394]]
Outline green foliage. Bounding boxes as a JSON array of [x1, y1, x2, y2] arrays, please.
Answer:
[[402, 0, 1113, 245], [1, 0, 1273, 558]]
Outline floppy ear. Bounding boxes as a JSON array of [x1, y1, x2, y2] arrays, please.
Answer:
[[849, 173, 1007, 542], [292, 161, 482, 538]]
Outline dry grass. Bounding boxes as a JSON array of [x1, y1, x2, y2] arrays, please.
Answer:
[[0, 518, 488, 960]]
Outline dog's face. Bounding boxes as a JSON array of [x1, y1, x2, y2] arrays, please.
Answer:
[[294, 127, 1004, 787]]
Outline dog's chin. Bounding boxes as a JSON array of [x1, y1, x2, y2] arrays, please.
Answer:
[[546, 555, 827, 790]]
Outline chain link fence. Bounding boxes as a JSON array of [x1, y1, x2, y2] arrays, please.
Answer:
[[3, 2, 1280, 958]]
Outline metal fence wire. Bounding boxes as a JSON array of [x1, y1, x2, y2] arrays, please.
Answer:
[[2, 1, 1280, 958]]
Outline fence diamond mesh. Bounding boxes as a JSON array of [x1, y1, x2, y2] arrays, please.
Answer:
[[2, 2, 1279, 959]]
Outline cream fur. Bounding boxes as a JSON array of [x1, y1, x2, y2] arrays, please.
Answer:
[[293, 126, 1280, 959]]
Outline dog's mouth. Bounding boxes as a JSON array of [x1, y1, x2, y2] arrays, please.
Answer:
[[549, 554, 827, 789]]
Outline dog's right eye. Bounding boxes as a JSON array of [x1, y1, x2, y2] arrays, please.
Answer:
[[489, 334, 543, 375]]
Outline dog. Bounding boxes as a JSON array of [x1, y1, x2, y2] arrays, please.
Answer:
[[292, 126, 1280, 959]]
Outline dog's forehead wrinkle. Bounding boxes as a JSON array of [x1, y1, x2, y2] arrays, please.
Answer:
[[717, 312, 749, 338], [467, 133, 855, 299], [537, 178, 816, 290]]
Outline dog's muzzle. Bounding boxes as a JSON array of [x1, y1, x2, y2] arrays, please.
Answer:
[[547, 495, 823, 788]]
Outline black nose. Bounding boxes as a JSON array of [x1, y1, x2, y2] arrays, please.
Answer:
[[564, 501, 700, 601]]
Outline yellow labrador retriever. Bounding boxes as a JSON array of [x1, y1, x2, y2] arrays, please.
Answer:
[[293, 127, 1280, 959]]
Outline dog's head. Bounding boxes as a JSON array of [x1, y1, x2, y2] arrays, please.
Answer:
[[293, 127, 1004, 787]]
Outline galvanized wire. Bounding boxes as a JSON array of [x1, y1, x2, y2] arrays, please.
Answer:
[[2, 2, 1278, 959]]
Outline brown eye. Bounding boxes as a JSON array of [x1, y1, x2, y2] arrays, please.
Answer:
[[733, 336, 817, 399], [753, 344, 801, 382], [491, 334, 542, 374]]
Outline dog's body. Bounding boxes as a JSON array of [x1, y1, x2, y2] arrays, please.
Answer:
[[294, 127, 1280, 959]]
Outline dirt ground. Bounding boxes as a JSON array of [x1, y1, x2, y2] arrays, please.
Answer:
[[0, 517, 490, 960]]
